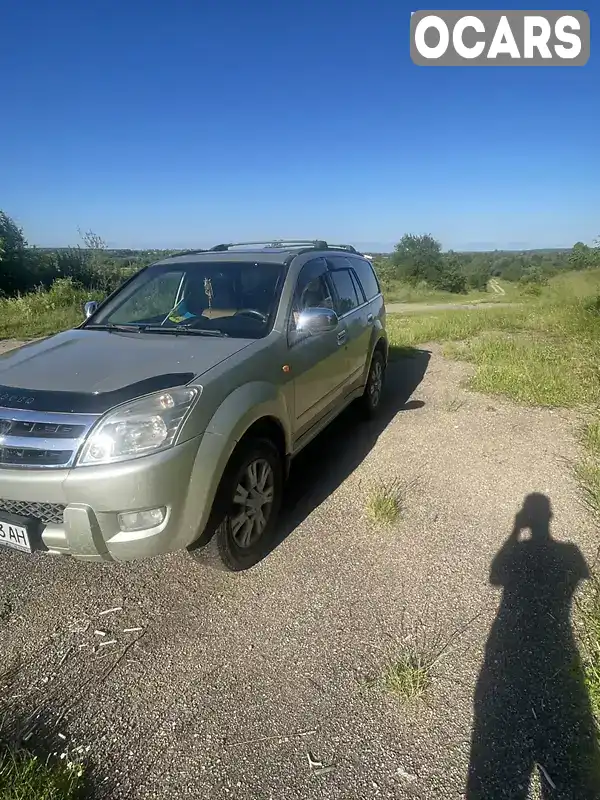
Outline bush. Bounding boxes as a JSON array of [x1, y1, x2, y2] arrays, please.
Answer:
[[45, 277, 87, 307], [435, 252, 468, 294], [373, 257, 398, 295], [435, 266, 467, 294], [467, 267, 491, 292], [520, 283, 543, 296], [0, 278, 100, 321], [519, 266, 548, 290], [392, 234, 445, 285]]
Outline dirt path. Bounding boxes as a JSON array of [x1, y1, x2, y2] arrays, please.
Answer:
[[0, 346, 597, 799], [0, 339, 29, 354]]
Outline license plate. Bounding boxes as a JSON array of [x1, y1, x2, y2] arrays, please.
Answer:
[[0, 516, 32, 553]]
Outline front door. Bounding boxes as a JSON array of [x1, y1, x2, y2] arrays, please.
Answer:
[[287, 258, 349, 440]]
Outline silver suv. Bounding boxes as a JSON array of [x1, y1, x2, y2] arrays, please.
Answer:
[[0, 240, 387, 571]]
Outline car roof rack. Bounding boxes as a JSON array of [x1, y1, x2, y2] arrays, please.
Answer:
[[208, 239, 359, 254], [327, 243, 360, 254], [164, 248, 209, 259]]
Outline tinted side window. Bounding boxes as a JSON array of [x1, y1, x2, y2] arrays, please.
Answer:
[[290, 258, 334, 329], [350, 256, 381, 300], [329, 269, 360, 316], [350, 270, 366, 303]]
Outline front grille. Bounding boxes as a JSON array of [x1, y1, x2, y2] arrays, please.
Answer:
[[0, 447, 73, 466], [0, 499, 66, 525], [0, 408, 98, 469], [0, 421, 87, 438]]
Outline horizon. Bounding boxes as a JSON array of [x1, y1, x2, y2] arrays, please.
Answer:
[[2, 0, 598, 252], [15, 228, 599, 260], [29, 240, 578, 255]]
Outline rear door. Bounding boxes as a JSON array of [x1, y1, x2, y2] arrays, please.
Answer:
[[326, 256, 372, 393], [348, 255, 384, 325], [348, 254, 385, 376], [287, 258, 349, 438]]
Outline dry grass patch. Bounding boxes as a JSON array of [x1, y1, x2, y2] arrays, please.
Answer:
[[365, 477, 419, 526], [363, 609, 479, 704], [380, 648, 432, 702]]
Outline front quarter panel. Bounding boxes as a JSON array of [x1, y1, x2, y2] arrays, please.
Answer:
[[179, 381, 291, 546], [205, 380, 291, 451]]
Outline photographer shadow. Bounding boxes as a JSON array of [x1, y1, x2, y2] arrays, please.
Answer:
[[466, 493, 600, 799]]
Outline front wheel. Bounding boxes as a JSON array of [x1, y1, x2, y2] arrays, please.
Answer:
[[196, 437, 284, 572], [358, 349, 386, 418]]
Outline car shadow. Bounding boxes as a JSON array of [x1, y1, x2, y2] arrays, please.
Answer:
[[466, 493, 600, 799], [273, 345, 431, 548]]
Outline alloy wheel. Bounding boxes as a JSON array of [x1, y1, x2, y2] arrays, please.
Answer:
[[369, 359, 383, 408], [230, 458, 275, 548]]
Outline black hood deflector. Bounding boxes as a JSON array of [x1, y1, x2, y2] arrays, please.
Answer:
[[0, 373, 196, 414]]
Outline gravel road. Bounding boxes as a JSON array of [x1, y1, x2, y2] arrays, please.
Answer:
[[0, 339, 597, 799]]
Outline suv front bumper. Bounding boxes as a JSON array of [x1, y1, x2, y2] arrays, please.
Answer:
[[0, 434, 220, 561]]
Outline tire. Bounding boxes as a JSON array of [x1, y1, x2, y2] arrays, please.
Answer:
[[192, 437, 284, 572], [358, 349, 386, 418]]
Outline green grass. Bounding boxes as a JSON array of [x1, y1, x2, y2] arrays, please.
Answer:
[[365, 611, 474, 704], [387, 293, 600, 409], [365, 477, 417, 525], [585, 420, 600, 453], [0, 279, 98, 340], [544, 268, 600, 302], [382, 278, 515, 305], [576, 575, 600, 727], [382, 269, 600, 307], [380, 651, 431, 701], [386, 304, 535, 349], [366, 483, 402, 525], [0, 749, 84, 800], [457, 332, 600, 409], [577, 421, 600, 520]]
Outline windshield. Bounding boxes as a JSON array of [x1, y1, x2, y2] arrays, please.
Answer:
[[88, 261, 285, 339]]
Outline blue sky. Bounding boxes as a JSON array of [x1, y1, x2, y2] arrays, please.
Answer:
[[1, 0, 597, 251]]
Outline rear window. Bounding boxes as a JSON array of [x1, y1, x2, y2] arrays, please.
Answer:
[[329, 269, 360, 316]]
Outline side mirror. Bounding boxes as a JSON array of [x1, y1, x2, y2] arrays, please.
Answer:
[[84, 301, 98, 319], [296, 307, 339, 335]]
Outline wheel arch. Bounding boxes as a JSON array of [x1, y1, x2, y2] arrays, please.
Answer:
[[233, 415, 288, 474], [373, 334, 389, 364]]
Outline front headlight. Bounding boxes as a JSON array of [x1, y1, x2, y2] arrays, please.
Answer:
[[77, 386, 201, 466]]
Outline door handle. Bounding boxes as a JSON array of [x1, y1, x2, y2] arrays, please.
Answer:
[[337, 330, 347, 345], [367, 313, 374, 324]]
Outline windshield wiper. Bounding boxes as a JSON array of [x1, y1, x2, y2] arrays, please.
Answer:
[[137, 325, 228, 337], [85, 323, 143, 333]]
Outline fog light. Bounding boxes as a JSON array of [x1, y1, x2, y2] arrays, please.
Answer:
[[118, 507, 166, 532]]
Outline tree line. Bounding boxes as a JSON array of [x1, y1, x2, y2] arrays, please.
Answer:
[[1, 211, 599, 299], [374, 233, 600, 294], [0, 211, 179, 297]]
